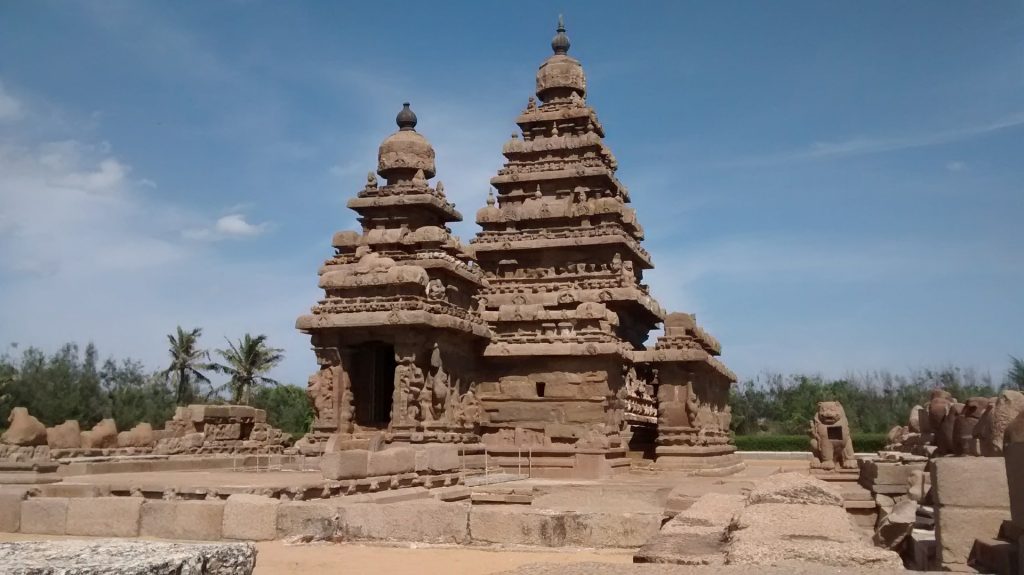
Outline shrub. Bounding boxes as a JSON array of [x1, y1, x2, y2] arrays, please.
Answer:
[[734, 433, 888, 453]]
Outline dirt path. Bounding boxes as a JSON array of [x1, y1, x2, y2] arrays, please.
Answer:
[[255, 542, 631, 575]]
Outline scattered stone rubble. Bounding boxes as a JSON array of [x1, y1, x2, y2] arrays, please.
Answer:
[[0, 405, 289, 464], [886, 387, 1024, 457], [0, 539, 255, 575], [636, 472, 902, 569]]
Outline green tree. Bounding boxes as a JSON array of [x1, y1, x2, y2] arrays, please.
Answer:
[[162, 326, 213, 405], [0, 343, 108, 426], [251, 384, 312, 437], [1009, 356, 1024, 390], [212, 334, 284, 405], [101, 358, 176, 430]]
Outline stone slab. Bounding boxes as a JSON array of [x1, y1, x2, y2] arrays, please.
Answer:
[[276, 501, 338, 541], [932, 457, 1009, 509], [19, 498, 68, 535], [338, 500, 469, 544], [366, 447, 415, 477], [1005, 442, 1024, 524], [65, 497, 143, 537], [320, 450, 369, 480], [0, 539, 255, 574], [222, 494, 281, 541], [140, 499, 225, 541], [0, 489, 28, 533], [469, 506, 661, 548], [968, 537, 1018, 575], [935, 506, 1010, 569]]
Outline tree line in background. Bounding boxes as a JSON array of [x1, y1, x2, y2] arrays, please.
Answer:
[[729, 360, 1024, 435], [2, 329, 1022, 441], [0, 327, 311, 437]]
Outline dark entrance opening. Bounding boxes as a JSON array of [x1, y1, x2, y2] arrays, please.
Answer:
[[349, 342, 396, 428]]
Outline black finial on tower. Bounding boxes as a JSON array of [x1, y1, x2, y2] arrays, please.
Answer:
[[396, 102, 417, 131], [551, 14, 570, 55]]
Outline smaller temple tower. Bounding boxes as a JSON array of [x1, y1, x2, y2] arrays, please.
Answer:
[[296, 104, 491, 453]]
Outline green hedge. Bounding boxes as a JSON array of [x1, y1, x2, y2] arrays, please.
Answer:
[[734, 433, 887, 453]]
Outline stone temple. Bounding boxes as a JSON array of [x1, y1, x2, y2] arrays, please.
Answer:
[[296, 18, 741, 478]]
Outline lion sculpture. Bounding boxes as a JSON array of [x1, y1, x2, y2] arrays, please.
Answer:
[[809, 401, 856, 470]]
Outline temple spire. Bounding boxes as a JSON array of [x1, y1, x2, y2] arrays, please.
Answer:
[[551, 15, 570, 55]]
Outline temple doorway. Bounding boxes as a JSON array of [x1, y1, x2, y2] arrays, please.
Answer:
[[349, 342, 396, 428]]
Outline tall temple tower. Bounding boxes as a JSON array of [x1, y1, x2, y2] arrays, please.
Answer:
[[297, 18, 741, 478], [469, 18, 739, 477]]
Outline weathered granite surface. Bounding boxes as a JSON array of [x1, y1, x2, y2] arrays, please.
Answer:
[[0, 539, 256, 575]]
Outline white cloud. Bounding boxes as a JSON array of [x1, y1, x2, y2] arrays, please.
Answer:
[[0, 81, 21, 121], [0, 130, 307, 388], [216, 213, 266, 236], [725, 112, 1024, 166], [182, 213, 270, 241], [946, 160, 967, 172]]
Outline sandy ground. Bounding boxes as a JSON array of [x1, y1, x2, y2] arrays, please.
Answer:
[[253, 542, 631, 575], [0, 533, 631, 575]]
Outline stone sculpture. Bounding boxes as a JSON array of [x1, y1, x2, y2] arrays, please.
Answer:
[[809, 401, 856, 470], [1, 407, 47, 447], [46, 420, 82, 449], [81, 418, 118, 449], [953, 396, 990, 456], [980, 389, 1024, 456]]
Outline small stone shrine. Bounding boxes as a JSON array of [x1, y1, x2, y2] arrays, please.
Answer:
[[295, 18, 739, 478]]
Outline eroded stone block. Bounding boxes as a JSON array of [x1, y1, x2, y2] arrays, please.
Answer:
[[0, 489, 28, 533], [140, 499, 225, 541], [222, 494, 280, 541], [338, 500, 469, 544], [276, 501, 338, 540], [19, 498, 68, 535], [366, 447, 415, 477], [469, 506, 660, 547], [66, 497, 143, 537], [936, 506, 1009, 569], [321, 449, 369, 480], [932, 457, 1009, 509]]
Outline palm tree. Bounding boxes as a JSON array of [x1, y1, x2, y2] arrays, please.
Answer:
[[212, 334, 284, 405], [1009, 356, 1024, 391], [163, 326, 213, 405]]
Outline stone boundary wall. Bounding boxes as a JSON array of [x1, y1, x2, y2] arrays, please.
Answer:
[[0, 492, 661, 548]]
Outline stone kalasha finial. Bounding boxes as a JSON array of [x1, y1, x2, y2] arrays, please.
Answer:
[[552, 14, 570, 55], [377, 102, 435, 179], [486, 189, 496, 206], [396, 102, 417, 131]]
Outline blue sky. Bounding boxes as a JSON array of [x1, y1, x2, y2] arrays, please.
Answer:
[[0, 1, 1021, 386]]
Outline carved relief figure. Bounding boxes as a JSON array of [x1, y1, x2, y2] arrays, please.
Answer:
[[338, 387, 355, 432], [391, 355, 424, 428], [684, 381, 700, 428], [307, 366, 338, 428], [426, 279, 447, 301], [809, 401, 856, 470], [428, 344, 452, 422]]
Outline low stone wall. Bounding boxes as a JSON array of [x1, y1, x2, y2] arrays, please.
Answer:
[[0, 491, 662, 548]]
